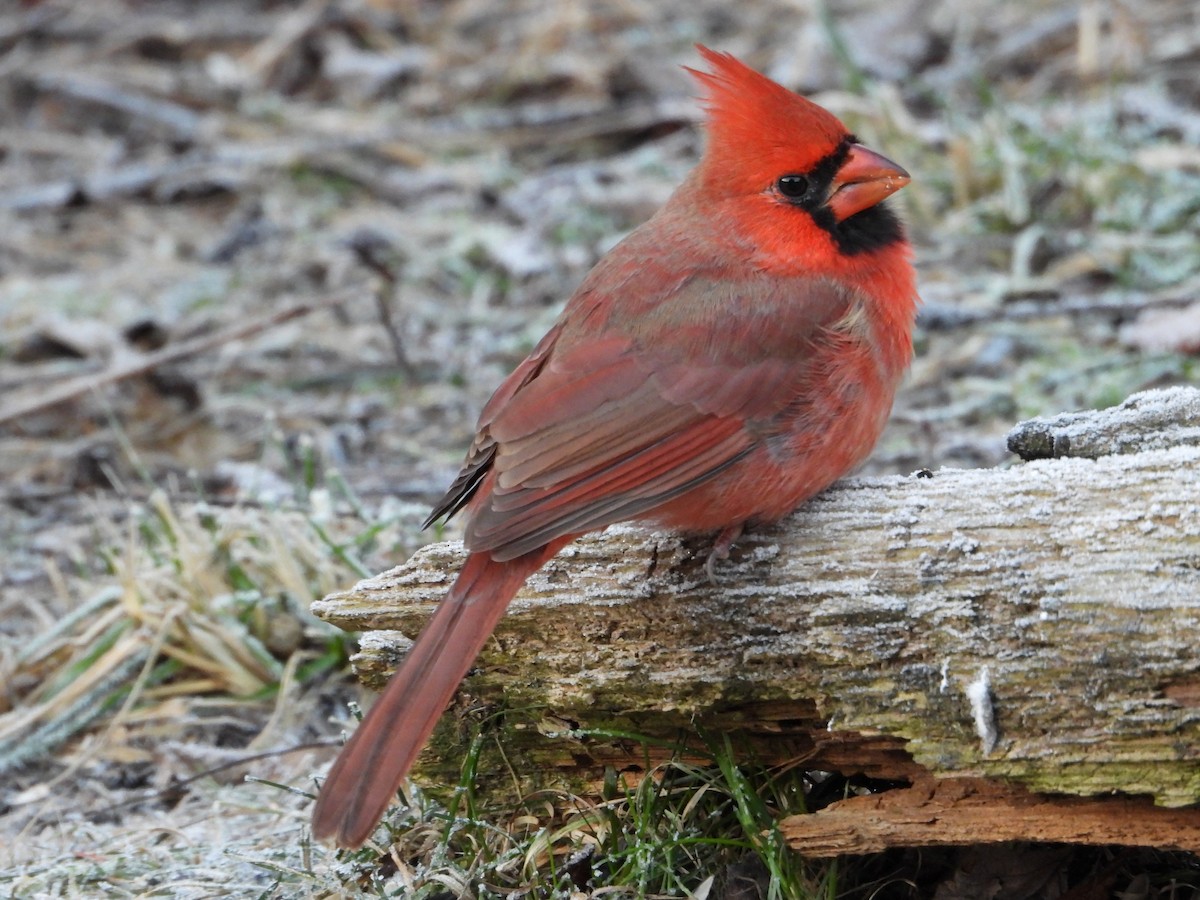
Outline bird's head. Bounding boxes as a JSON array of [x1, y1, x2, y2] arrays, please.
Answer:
[[687, 46, 910, 261]]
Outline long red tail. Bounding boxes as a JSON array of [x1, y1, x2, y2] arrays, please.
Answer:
[[312, 544, 562, 848]]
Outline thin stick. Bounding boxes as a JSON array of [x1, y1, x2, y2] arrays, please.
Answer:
[[0, 300, 328, 427]]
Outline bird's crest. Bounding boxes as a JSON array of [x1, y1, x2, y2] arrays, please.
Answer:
[[687, 46, 850, 193]]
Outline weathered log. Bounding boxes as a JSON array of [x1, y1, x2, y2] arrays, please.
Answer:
[[779, 776, 1200, 856], [313, 387, 1200, 851]]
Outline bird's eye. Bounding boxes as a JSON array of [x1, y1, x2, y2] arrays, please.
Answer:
[[777, 174, 810, 199]]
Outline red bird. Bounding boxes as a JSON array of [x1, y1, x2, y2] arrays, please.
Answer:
[[313, 46, 918, 848]]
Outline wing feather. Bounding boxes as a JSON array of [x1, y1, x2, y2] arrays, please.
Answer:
[[428, 274, 863, 560], [475, 420, 754, 559]]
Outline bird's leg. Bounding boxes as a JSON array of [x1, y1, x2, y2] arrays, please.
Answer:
[[705, 523, 744, 585]]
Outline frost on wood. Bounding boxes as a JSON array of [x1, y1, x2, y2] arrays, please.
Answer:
[[965, 667, 997, 755], [1006, 384, 1200, 460], [314, 388, 1200, 848]]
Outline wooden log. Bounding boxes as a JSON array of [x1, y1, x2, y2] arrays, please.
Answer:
[[779, 776, 1200, 856], [313, 387, 1200, 850]]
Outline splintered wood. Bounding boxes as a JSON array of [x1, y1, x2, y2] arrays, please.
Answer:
[[780, 777, 1200, 856]]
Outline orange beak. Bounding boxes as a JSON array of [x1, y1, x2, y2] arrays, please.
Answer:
[[827, 144, 910, 222]]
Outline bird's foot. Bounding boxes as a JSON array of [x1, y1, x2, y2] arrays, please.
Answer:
[[704, 523, 744, 585]]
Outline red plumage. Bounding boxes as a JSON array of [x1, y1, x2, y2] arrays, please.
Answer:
[[312, 45, 919, 848]]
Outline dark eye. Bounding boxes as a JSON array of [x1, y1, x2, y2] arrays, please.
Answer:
[[777, 174, 810, 200]]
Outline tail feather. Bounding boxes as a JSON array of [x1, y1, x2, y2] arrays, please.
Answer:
[[312, 544, 563, 848]]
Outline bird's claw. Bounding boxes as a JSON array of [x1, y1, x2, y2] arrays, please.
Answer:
[[704, 523, 744, 586]]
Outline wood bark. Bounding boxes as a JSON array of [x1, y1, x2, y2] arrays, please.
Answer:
[[779, 777, 1200, 856], [313, 387, 1200, 852]]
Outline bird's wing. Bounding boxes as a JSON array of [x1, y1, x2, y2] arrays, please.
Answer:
[[432, 274, 863, 560]]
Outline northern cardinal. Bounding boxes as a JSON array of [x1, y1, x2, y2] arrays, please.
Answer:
[[313, 46, 918, 848]]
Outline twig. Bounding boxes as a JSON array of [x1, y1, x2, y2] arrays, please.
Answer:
[[85, 740, 342, 820], [0, 300, 331, 427], [345, 228, 415, 378], [30, 73, 204, 142], [920, 291, 1198, 331]]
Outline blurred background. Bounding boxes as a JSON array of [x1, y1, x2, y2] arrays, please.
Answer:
[[1, 0, 1197, 895]]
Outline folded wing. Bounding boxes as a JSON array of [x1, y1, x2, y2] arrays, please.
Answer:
[[432, 275, 862, 561]]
